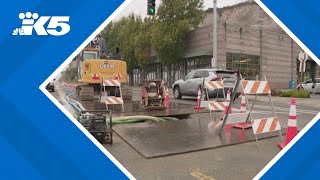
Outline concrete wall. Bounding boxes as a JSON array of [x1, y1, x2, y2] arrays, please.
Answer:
[[184, 1, 308, 89], [185, 25, 212, 54], [131, 1, 318, 88]]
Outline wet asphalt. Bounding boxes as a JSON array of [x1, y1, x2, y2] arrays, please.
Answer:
[[51, 84, 318, 180]]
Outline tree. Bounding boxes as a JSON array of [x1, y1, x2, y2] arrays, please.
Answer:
[[151, 0, 204, 65], [102, 15, 153, 82], [134, 17, 154, 75], [102, 0, 205, 82]]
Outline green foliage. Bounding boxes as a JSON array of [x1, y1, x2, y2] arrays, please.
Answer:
[[101, 0, 205, 71], [152, 0, 204, 65], [280, 90, 310, 98], [61, 67, 78, 82], [102, 14, 152, 72]]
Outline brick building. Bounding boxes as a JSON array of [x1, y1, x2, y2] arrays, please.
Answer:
[[132, 1, 319, 89]]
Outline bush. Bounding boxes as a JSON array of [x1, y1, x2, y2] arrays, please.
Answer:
[[271, 89, 283, 96], [279, 90, 310, 98]]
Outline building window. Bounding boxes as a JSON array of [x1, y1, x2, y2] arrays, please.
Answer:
[[226, 52, 260, 80], [185, 56, 211, 74]]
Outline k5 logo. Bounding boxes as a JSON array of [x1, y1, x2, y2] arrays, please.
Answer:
[[12, 12, 70, 36]]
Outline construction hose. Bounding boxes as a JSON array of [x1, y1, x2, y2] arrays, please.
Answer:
[[63, 90, 166, 124], [64, 93, 84, 113], [68, 97, 86, 111], [113, 115, 166, 122], [112, 120, 145, 125]]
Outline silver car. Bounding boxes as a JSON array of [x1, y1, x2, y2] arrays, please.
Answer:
[[297, 78, 320, 93], [172, 69, 241, 100]]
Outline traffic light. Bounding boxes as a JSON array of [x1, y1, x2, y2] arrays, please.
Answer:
[[147, 0, 156, 15]]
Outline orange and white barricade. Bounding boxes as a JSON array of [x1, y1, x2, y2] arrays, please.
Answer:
[[105, 97, 124, 106], [208, 101, 226, 111], [241, 80, 271, 95], [252, 117, 281, 135], [101, 78, 124, 112], [242, 80, 282, 141], [218, 78, 281, 142], [204, 80, 225, 101], [204, 80, 226, 114], [103, 79, 121, 87]]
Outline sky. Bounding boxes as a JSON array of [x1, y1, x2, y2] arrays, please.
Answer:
[[114, 0, 248, 21]]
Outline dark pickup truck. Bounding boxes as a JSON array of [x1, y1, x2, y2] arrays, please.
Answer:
[[46, 79, 55, 92]]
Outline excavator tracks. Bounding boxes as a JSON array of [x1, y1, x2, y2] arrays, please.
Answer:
[[77, 85, 94, 101]]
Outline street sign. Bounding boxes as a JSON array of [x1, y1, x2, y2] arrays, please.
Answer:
[[298, 51, 308, 91], [298, 51, 308, 61], [299, 61, 306, 72], [298, 51, 308, 72]]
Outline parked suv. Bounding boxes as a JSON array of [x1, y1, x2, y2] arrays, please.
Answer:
[[172, 69, 241, 100]]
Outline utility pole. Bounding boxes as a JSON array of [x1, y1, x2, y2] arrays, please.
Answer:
[[212, 0, 218, 68]]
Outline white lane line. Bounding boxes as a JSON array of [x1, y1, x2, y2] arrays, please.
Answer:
[[253, 104, 318, 115]]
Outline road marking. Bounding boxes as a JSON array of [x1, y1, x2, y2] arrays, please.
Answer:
[[251, 110, 302, 115], [190, 169, 215, 180], [253, 104, 318, 115]]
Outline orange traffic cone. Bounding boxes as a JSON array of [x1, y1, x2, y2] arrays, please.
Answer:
[[165, 87, 170, 109], [226, 89, 232, 114], [220, 89, 232, 120], [239, 92, 246, 113], [233, 92, 252, 129], [194, 86, 204, 110], [278, 98, 298, 149]]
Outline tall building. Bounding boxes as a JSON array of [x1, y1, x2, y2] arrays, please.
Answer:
[[133, 1, 319, 88]]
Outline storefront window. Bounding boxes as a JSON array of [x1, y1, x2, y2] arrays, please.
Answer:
[[226, 52, 260, 80], [185, 56, 211, 74]]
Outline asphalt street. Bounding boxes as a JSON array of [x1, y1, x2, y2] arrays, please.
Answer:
[[105, 87, 318, 180], [51, 84, 319, 180]]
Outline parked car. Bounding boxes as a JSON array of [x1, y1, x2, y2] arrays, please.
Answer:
[[46, 79, 56, 92], [297, 78, 320, 93], [172, 69, 241, 100]]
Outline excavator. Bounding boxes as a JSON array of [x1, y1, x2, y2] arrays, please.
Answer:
[[76, 34, 132, 101]]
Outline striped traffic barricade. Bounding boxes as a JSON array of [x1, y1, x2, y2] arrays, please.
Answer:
[[204, 80, 226, 113], [241, 80, 271, 95], [218, 77, 281, 143], [204, 80, 226, 101], [242, 80, 282, 141], [252, 117, 282, 142], [101, 78, 124, 112], [218, 77, 249, 132], [105, 97, 124, 105], [252, 117, 281, 135], [103, 79, 121, 87]]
